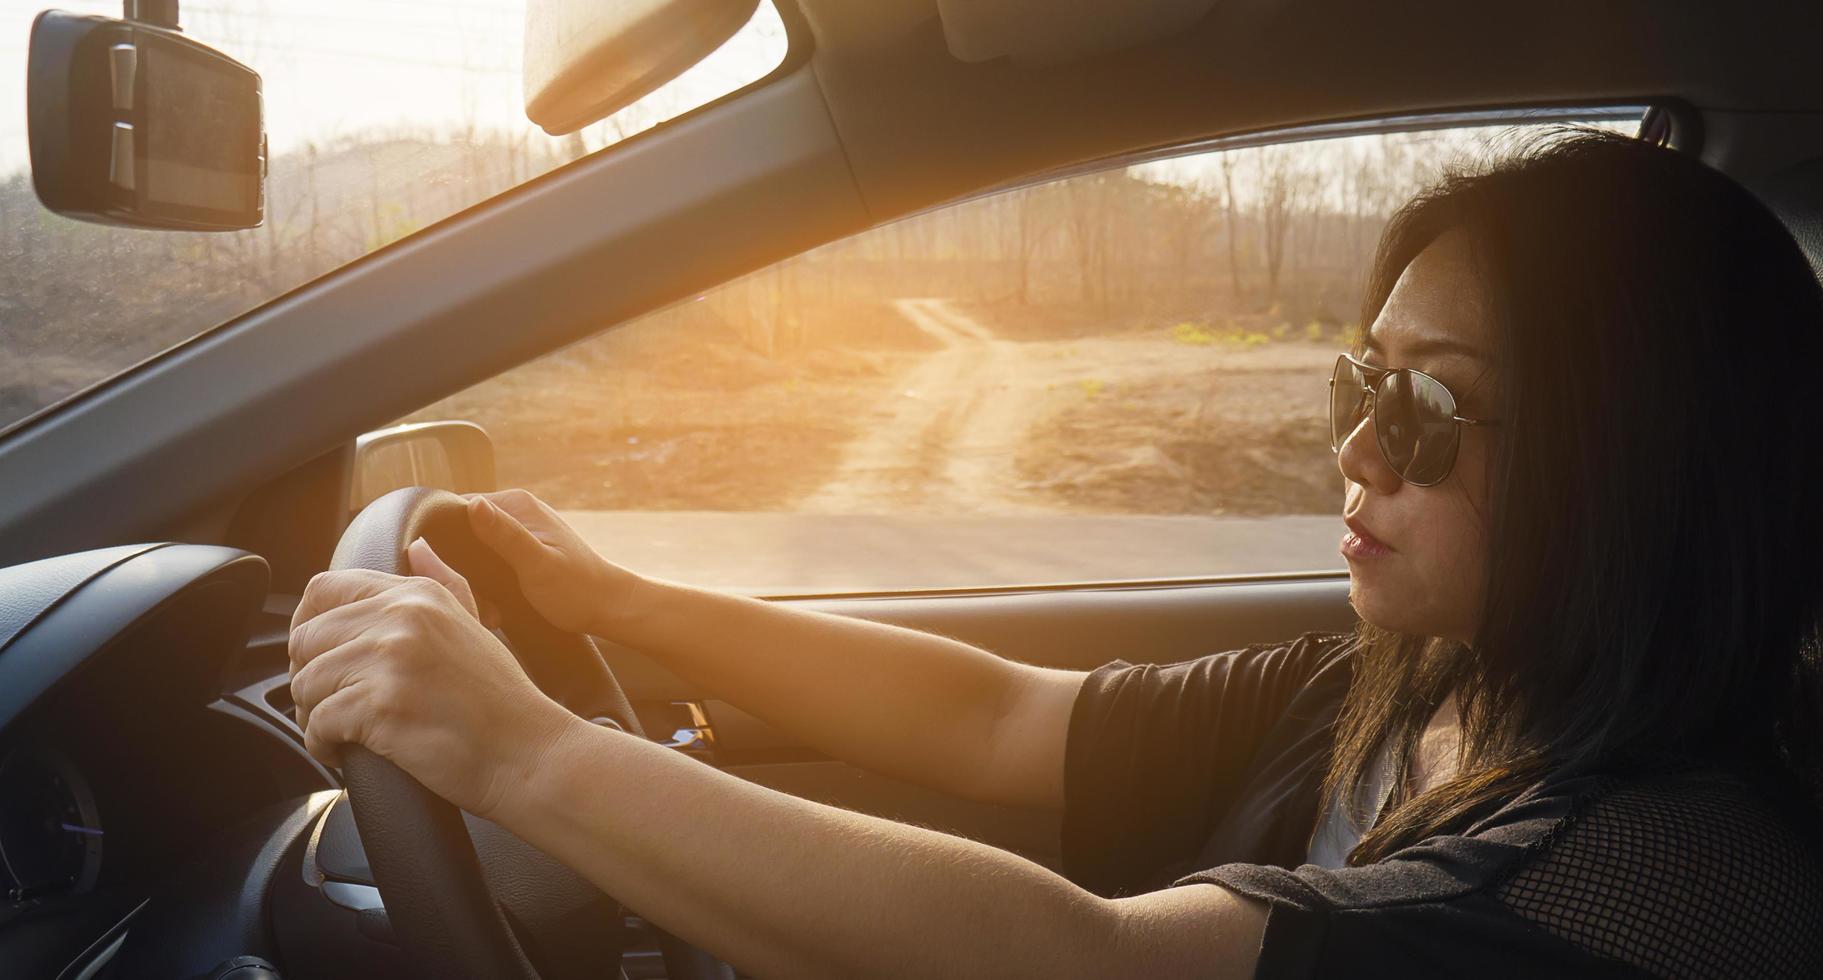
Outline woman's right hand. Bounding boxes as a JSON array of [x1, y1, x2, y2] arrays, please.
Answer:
[[464, 489, 644, 637]]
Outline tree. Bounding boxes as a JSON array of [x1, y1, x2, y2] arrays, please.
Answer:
[[1152, 179, 1221, 305], [1218, 152, 1244, 305], [1061, 172, 1116, 310], [1254, 143, 1320, 308]]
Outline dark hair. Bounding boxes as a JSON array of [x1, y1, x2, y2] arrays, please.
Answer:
[[1326, 129, 1823, 863]]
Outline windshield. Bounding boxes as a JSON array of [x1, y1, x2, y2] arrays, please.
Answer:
[[0, 0, 787, 435]]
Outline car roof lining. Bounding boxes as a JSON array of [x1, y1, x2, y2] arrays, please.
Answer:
[[933, 0, 1218, 66], [800, 0, 1823, 221]]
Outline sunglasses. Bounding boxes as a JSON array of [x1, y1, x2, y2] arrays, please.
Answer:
[[1328, 352, 1498, 486]]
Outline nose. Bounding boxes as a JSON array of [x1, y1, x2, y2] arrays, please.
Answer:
[[1338, 411, 1403, 495]]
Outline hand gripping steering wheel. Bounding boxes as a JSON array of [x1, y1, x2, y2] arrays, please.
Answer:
[[328, 487, 647, 980]]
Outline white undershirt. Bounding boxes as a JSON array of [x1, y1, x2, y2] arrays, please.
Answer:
[[1305, 743, 1400, 868]]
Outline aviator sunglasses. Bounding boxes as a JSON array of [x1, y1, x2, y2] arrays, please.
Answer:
[[1328, 352, 1498, 487]]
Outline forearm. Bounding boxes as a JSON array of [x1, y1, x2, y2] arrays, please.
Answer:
[[497, 719, 1258, 980], [605, 576, 1067, 804]]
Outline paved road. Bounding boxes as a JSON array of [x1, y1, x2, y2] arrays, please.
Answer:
[[561, 510, 1344, 595]]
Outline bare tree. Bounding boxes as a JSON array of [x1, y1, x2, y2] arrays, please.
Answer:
[[1061, 173, 1113, 310], [1218, 152, 1245, 306], [1254, 143, 1320, 308], [1015, 187, 1054, 304], [1153, 178, 1220, 305]]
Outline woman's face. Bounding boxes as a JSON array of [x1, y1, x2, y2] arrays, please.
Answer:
[[1339, 229, 1497, 644]]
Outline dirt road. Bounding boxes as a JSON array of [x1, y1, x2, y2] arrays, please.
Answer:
[[797, 298, 1044, 514], [799, 298, 1339, 517]]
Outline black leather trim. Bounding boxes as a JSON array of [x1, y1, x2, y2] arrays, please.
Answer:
[[0, 544, 269, 734], [0, 543, 164, 652]]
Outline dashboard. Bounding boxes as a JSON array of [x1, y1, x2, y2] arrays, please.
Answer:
[[0, 544, 338, 979], [0, 747, 103, 915]]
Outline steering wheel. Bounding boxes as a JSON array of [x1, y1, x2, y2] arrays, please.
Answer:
[[328, 487, 647, 980]]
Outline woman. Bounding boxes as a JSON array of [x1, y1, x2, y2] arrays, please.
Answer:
[[288, 130, 1823, 977]]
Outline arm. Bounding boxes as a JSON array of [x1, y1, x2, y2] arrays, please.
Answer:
[[498, 716, 1264, 980], [468, 490, 1084, 809], [616, 576, 1084, 809], [288, 564, 1266, 980]]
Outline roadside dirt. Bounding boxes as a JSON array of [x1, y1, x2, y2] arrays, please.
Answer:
[[414, 307, 891, 512], [414, 298, 1341, 517], [1015, 344, 1341, 516]]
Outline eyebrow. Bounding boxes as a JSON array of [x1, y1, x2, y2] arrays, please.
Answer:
[[1364, 333, 1491, 364]]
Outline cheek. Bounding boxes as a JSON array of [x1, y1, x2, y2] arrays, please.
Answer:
[[1446, 439, 1495, 566], [1428, 493, 1489, 586], [1417, 447, 1494, 630], [1349, 450, 1493, 640]]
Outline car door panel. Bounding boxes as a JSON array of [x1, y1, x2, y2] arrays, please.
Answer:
[[598, 576, 1353, 863]]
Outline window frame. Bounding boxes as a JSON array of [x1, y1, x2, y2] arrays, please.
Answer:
[[960, 102, 1654, 211], [721, 103, 1660, 601], [372, 102, 1661, 601], [662, 104, 1649, 601]]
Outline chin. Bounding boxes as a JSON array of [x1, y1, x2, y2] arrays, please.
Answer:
[[1348, 574, 1427, 637], [1350, 575, 1477, 644]]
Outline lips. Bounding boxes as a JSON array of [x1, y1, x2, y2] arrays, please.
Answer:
[[1341, 515, 1393, 559]]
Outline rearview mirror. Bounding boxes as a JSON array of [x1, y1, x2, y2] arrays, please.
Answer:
[[523, 0, 758, 135], [27, 9, 265, 231], [351, 421, 498, 516]]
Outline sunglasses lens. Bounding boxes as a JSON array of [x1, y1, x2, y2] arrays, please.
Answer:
[[1329, 356, 1369, 451], [1376, 370, 1461, 485]]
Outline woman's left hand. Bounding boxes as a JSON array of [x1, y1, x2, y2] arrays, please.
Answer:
[[287, 538, 580, 820]]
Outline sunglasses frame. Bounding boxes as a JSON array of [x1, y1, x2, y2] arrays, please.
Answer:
[[1329, 352, 1498, 487]]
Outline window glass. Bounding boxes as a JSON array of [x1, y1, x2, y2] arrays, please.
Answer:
[[412, 121, 1636, 594], [0, 0, 788, 434]]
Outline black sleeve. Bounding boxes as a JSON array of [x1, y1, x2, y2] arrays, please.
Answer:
[[1183, 800, 1625, 980], [1179, 769, 1823, 979], [1061, 632, 1351, 897]]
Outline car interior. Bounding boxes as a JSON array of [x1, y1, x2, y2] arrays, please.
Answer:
[[3, 1, 1823, 977]]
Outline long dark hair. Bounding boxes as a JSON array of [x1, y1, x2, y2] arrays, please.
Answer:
[[1325, 129, 1823, 863]]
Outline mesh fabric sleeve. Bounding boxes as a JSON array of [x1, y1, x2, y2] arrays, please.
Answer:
[[1061, 631, 1353, 897], [1181, 769, 1823, 979]]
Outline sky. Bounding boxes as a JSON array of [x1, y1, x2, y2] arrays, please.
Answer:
[[0, 0, 788, 177]]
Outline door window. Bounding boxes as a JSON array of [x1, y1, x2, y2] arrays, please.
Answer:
[[410, 120, 1636, 594]]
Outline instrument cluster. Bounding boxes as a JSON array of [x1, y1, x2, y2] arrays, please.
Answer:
[[0, 747, 104, 917]]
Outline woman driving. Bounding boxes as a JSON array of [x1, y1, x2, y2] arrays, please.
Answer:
[[286, 130, 1823, 978]]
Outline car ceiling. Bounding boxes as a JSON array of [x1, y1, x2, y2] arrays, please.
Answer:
[[797, 0, 1823, 220]]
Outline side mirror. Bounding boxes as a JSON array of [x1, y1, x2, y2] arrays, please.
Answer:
[[27, 8, 265, 231], [350, 421, 498, 516]]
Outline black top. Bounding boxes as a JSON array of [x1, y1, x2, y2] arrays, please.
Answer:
[[1061, 632, 1823, 979]]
